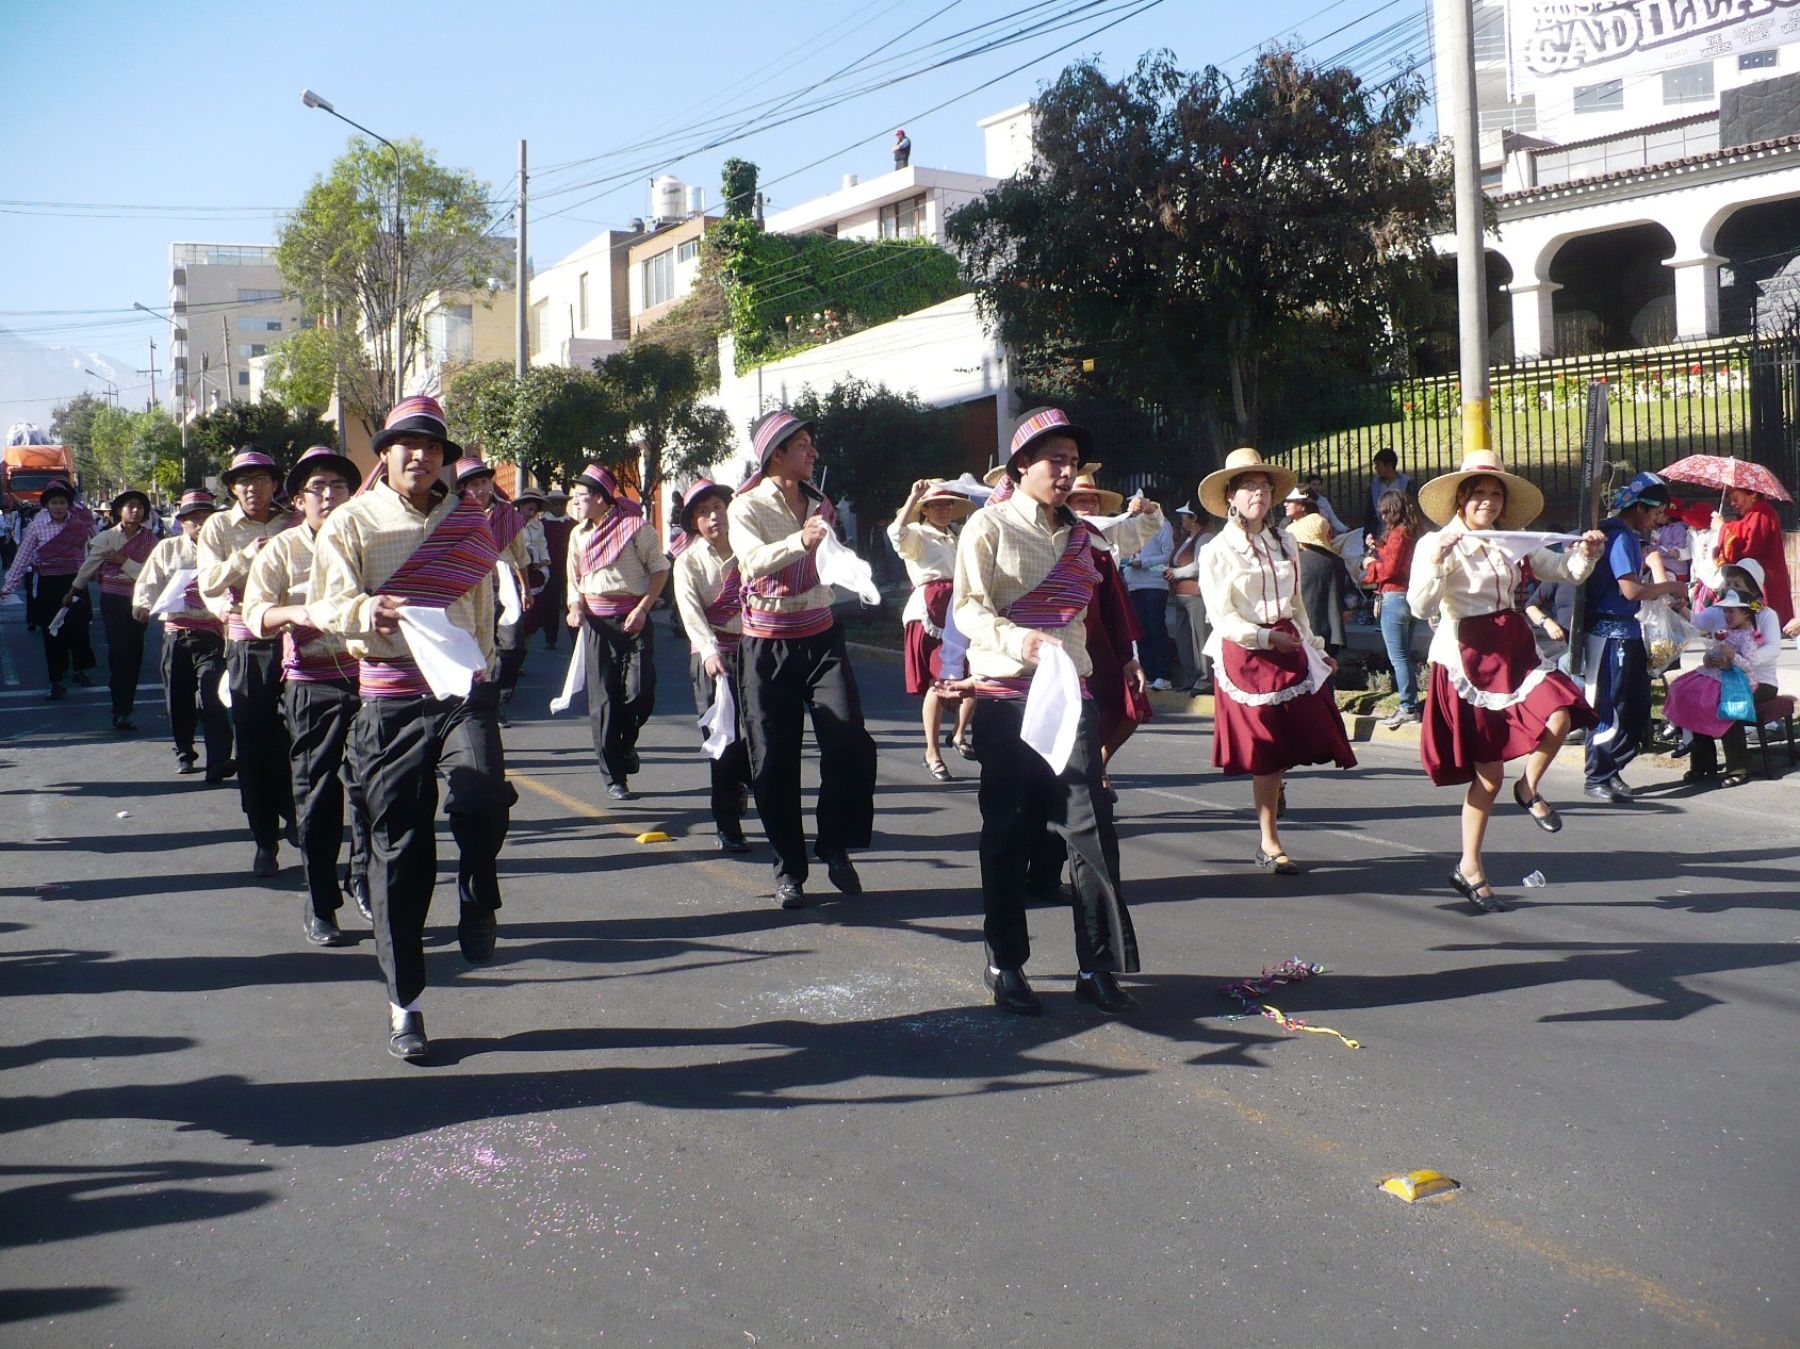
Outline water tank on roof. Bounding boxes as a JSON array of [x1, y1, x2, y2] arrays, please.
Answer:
[[686, 185, 704, 216], [651, 175, 686, 225]]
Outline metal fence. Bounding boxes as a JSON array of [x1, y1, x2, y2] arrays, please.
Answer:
[[1265, 334, 1800, 529]]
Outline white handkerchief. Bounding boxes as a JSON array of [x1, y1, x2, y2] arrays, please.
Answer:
[[698, 674, 737, 759], [815, 529, 879, 606], [937, 598, 969, 681], [47, 607, 69, 636], [149, 567, 197, 617], [397, 606, 486, 700], [1020, 640, 1080, 775], [495, 562, 522, 627], [549, 629, 587, 714], [217, 670, 232, 708], [1302, 639, 1333, 692], [1463, 530, 1584, 563]]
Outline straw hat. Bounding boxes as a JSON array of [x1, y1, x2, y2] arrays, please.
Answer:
[[677, 479, 733, 534], [1066, 470, 1122, 515], [915, 481, 975, 522], [1198, 448, 1297, 519], [1417, 450, 1544, 530]]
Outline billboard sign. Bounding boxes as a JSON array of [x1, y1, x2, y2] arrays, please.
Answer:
[[1507, 0, 1800, 98]]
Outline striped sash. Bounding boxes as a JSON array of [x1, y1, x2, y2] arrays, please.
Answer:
[[742, 491, 835, 640], [972, 523, 1099, 702], [579, 501, 647, 572], [226, 612, 259, 643], [359, 658, 430, 699], [99, 530, 157, 597], [36, 508, 96, 574], [486, 497, 525, 552], [581, 593, 639, 618], [283, 626, 359, 683], [378, 493, 502, 608], [696, 561, 743, 654]]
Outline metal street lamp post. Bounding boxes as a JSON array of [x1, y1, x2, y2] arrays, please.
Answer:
[[301, 89, 405, 408], [83, 369, 118, 405]]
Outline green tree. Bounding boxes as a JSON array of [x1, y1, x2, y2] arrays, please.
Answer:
[[445, 360, 624, 489], [947, 48, 1445, 442], [51, 393, 108, 486], [187, 402, 338, 480], [595, 345, 732, 519], [721, 158, 758, 220], [789, 379, 960, 538], [277, 137, 498, 440], [260, 324, 362, 414]]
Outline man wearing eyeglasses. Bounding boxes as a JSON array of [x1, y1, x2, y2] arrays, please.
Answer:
[[243, 446, 372, 948]]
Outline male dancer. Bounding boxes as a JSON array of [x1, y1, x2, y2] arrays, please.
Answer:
[[565, 463, 667, 800], [727, 410, 877, 909], [133, 490, 233, 777], [504, 490, 551, 694], [536, 490, 574, 650], [951, 408, 1163, 1015], [244, 446, 372, 948], [2, 480, 98, 698], [197, 448, 296, 876], [67, 487, 158, 730], [310, 394, 513, 1061], [453, 456, 532, 706], [670, 479, 752, 851]]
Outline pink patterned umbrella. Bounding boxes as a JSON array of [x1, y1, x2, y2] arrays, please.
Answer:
[[1657, 455, 1791, 503]]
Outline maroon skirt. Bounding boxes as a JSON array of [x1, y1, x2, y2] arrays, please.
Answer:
[[902, 578, 953, 695], [1419, 609, 1594, 786], [1212, 620, 1357, 777]]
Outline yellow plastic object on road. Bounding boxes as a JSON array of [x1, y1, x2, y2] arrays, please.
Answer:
[[634, 830, 672, 844], [1378, 1170, 1460, 1203]]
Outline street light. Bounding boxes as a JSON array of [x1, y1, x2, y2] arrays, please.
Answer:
[[301, 88, 405, 407], [83, 369, 118, 405], [133, 301, 199, 488]]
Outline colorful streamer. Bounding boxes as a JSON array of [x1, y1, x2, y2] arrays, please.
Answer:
[[1221, 958, 1361, 1050]]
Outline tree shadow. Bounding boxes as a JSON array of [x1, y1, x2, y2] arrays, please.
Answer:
[[0, 1286, 123, 1326], [0, 1160, 275, 1250]]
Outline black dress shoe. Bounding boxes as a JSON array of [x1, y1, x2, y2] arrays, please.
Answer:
[[284, 819, 300, 847], [347, 874, 374, 923], [71, 671, 92, 687], [458, 903, 497, 963], [817, 850, 862, 896], [113, 714, 138, 733], [1583, 782, 1627, 804], [1073, 971, 1138, 1014], [623, 748, 641, 775], [252, 845, 279, 878], [607, 783, 635, 801], [715, 829, 750, 853], [985, 965, 1043, 1015], [775, 881, 807, 910], [45, 682, 67, 701], [388, 1008, 429, 1061], [1606, 774, 1635, 799], [176, 754, 199, 775], [204, 759, 237, 784], [303, 908, 347, 947], [1449, 866, 1506, 913]]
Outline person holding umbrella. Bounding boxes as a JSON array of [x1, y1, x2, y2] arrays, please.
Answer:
[[1658, 455, 1794, 631]]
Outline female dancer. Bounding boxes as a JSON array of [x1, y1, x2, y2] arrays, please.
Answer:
[[888, 478, 975, 780], [1408, 451, 1605, 912], [1198, 449, 1356, 875]]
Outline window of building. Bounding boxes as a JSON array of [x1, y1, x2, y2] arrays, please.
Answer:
[[236, 370, 250, 386], [237, 344, 267, 359], [1662, 63, 1715, 105], [426, 304, 474, 367], [1472, 2, 1505, 64], [879, 194, 926, 240], [642, 249, 674, 308], [677, 238, 701, 263], [578, 272, 590, 330], [1573, 80, 1624, 114], [237, 317, 282, 332], [1740, 49, 1777, 70], [237, 288, 283, 302]]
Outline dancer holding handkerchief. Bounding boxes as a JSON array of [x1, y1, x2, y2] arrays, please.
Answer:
[[1408, 450, 1605, 913], [951, 407, 1164, 1016], [310, 395, 516, 1062], [132, 489, 232, 778], [1198, 449, 1358, 878]]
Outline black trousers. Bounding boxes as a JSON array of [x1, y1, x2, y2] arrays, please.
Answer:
[[690, 649, 751, 834], [581, 611, 656, 785], [1585, 627, 1650, 787], [496, 626, 529, 695], [739, 624, 877, 886], [228, 639, 295, 847], [162, 626, 232, 767], [975, 699, 1139, 975], [26, 573, 96, 685], [283, 678, 372, 920], [349, 683, 515, 1007], [99, 592, 146, 718]]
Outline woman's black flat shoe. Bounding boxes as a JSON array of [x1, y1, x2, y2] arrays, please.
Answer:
[[1512, 780, 1562, 833], [924, 757, 953, 783], [1256, 849, 1300, 876], [1450, 866, 1506, 913]]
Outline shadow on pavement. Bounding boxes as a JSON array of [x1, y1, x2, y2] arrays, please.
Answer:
[[0, 1160, 275, 1251], [0, 1286, 124, 1325]]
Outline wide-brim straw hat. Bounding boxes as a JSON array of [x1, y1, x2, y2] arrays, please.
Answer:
[[915, 484, 975, 521], [1066, 472, 1123, 515], [1418, 451, 1545, 530], [1198, 448, 1297, 519]]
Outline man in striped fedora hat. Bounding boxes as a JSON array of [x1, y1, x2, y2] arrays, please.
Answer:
[[564, 461, 668, 800], [132, 488, 232, 777], [244, 446, 371, 948], [454, 454, 534, 714], [949, 407, 1165, 1015], [311, 394, 515, 1062], [197, 447, 297, 877], [726, 409, 877, 909], [67, 485, 159, 731]]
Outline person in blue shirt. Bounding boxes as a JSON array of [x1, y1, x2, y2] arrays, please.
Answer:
[[1582, 472, 1681, 802]]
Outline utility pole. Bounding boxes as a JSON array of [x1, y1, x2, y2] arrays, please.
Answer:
[[221, 316, 234, 405], [1441, 0, 1491, 453], [139, 339, 160, 411], [516, 138, 529, 379]]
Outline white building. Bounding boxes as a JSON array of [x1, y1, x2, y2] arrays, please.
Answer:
[[166, 242, 307, 415], [527, 227, 643, 367], [1439, 0, 1800, 357]]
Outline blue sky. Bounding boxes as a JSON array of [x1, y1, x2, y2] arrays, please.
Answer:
[[0, 0, 1436, 424]]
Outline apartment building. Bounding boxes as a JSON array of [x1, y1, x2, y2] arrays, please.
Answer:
[[166, 243, 307, 415]]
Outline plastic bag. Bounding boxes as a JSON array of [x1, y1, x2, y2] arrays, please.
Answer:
[[1717, 666, 1757, 722], [1637, 596, 1689, 675]]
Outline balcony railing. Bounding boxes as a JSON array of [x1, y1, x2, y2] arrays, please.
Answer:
[[1532, 115, 1720, 186]]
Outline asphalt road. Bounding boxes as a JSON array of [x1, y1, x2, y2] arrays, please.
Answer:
[[3, 600, 1797, 1348]]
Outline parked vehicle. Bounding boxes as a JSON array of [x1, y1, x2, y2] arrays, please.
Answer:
[[2, 443, 78, 509]]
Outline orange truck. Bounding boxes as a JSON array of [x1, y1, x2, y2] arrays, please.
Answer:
[[2, 444, 77, 509]]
